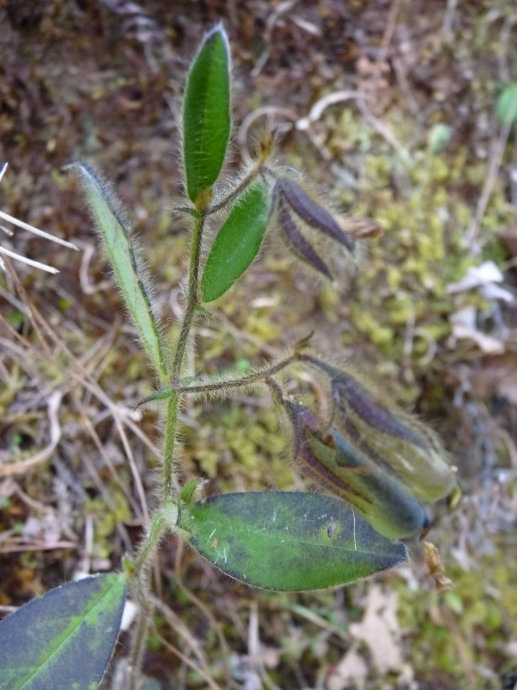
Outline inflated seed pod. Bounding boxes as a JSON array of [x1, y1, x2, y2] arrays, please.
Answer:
[[275, 389, 428, 540], [303, 356, 458, 503], [306, 428, 429, 540]]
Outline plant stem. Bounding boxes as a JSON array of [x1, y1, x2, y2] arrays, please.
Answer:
[[202, 162, 263, 217], [162, 394, 180, 498], [175, 351, 296, 394], [129, 210, 206, 683], [161, 211, 205, 498], [128, 512, 169, 690], [171, 212, 204, 379], [129, 611, 151, 690]]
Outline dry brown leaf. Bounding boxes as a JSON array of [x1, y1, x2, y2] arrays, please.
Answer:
[[327, 645, 368, 690], [424, 541, 453, 592], [348, 585, 403, 674]]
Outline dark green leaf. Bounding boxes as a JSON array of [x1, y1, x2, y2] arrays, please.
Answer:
[[201, 183, 270, 301], [183, 24, 231, 204], [0, 574, 126, 690], [177, 491, 407, 591]]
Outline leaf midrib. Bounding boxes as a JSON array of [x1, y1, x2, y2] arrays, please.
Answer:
[[14, 577, 120, 690]]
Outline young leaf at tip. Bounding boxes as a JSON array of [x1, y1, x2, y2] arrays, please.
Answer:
[[0, 574, 126, 690], [201, 181, 270, 302], [177, 491, 407, 591], [70, 163, 167, 380], [183, 23, 231, 206]]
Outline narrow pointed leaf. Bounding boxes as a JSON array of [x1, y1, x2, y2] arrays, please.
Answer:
[[201, 182, 270, 301], [183, 24, 231, 203], [71, 163, 166, 378], [178, 491, 407, 591], [0, 574, 126, 690]]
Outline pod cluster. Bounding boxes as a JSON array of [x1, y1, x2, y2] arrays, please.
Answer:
[[272, 358, 459, 540], [272, 177, 356, 280]]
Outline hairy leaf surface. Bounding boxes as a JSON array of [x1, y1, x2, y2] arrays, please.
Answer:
[[201, 182, 270, 301], [178, 491, 407, 591], [0, 574, 126, 690], [72, 163, 166, 379], [183, 24, 231, 204]]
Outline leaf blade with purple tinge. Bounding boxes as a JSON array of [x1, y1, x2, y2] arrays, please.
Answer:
[[178, 491, 407, 591], [0, 574, 126, 690]]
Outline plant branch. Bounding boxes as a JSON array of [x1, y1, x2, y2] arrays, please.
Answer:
[[175, 350, 296, 395], [202, 162, 264, 217]]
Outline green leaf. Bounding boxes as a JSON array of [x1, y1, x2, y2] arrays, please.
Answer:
[[496, 82, 517, 126], [70, 163, 166, 379], [201, 183, 270, 302], [183, 24, 231, 204], [177, 491, 407, 591], [0, 574, 126, 690]]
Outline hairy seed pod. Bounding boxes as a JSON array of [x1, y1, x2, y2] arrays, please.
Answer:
[[277, 177, 356, 253], [278, 393, 428, 540], [278, 199, 333, 280], [304, 357, 459, 503]]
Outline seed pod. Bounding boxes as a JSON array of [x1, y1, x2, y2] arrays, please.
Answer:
[[278, 198, 333, 280], [277, 177, 356, 253], [303, 357, 458, 503], [277, 391, 428, 540]]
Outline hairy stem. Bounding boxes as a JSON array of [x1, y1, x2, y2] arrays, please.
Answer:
[[162, 394, 180, 498], [129, 210, 206, 682], [162, 211, 205, 497], [171, 212, 205, 378], [128, 513, 169, 690], [202, 162, 263, 217], [175, 350, 296, 394], [129, 611, 151, 690]]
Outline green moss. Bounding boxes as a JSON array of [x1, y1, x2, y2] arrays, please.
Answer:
[[397, 555, 516, 683]]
